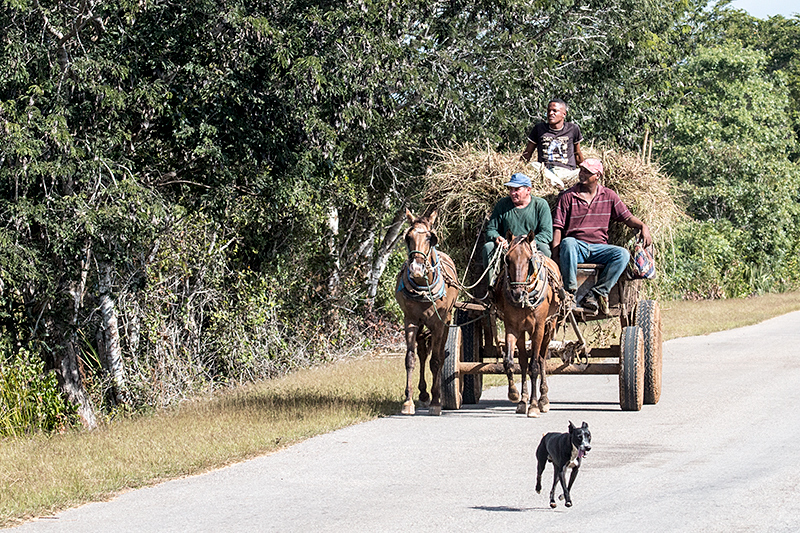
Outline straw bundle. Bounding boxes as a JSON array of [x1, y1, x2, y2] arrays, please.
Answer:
[[421, 142, 685, 257]]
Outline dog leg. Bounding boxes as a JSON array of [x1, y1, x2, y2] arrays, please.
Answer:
[[567, 465, 580, 494], [558, 465, 572, 507], [549, 467, 560, 508], [535, 442, 547, 494]]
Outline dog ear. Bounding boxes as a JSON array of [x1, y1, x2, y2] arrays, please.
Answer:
[[581, 421, 588, 429], [568, 421, 575, 431]]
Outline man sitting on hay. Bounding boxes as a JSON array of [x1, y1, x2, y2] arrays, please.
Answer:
[[521, 98, 584, 189], [552, 158, 652, 315]]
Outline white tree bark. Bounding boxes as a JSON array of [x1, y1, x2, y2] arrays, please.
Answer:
[[365, 206, 407, 303], [60, 241, 97, 429], [99, 262, 129, 405], [327, 206, 341, 297]]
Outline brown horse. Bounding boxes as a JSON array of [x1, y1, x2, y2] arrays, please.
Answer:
[[493, 230, 564, 417], [395, 209, 459, 415]]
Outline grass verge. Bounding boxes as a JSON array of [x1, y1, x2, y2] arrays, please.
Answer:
[[1, 356, 405, 528], [2, 291, 800, 528]]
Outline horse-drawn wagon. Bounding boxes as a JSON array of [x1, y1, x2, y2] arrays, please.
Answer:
[[441, 256, 663, 412]]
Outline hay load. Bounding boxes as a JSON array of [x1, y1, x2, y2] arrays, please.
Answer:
[[420, 143, 685, 276]]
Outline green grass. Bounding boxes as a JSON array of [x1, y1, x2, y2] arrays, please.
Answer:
[[660, 291, 800, 340], [3, 291, 800, 528], [1, 356, 405, 528]]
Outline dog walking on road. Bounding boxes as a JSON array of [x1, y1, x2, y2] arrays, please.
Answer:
[[536, 421, 592, 508]]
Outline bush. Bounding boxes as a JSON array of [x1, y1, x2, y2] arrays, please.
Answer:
[[0, 347, 75, 437], [658, 219, 800, 299]]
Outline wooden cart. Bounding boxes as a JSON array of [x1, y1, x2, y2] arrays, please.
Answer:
[[441, 263, 663, 411]]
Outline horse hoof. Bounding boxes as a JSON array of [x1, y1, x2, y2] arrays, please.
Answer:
[[419, 392, 431, 405], [516, 402, 527, 414], [401, 402, 415, 415], [527, 406, 540, 418], [428, 405, 442, 416], [508, 390, 521, 403], [538, 399, 550, 413]]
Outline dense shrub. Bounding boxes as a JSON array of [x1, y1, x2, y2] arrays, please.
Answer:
[[0, 347, 74, 437]]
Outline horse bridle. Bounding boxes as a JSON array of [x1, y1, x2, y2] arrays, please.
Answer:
[[505, 238, 538, 289], [406, 228, 439, 273]]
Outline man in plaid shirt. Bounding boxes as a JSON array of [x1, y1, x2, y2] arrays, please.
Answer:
[[551, 159, 652, 314]]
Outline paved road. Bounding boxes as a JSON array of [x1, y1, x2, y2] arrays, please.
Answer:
[[14, 311, 800, 532]]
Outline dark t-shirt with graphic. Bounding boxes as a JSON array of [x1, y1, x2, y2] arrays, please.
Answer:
[[527, 122, 583, 170]]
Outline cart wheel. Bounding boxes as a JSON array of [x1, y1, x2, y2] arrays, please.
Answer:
[[636, 300, 662, 405], [619, 326, 644, 411], [442, 325, 462, 410], [458, 310, 482, 405]]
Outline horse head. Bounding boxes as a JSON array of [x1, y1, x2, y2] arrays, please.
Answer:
[[404, 209, 439, 283], [504, 229, 538, 306]]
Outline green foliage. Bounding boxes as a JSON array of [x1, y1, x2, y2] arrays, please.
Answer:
[[658, 42, 800, 297], [658, 219, 800, 299], [2, 0, 800, 431], [699, 7, 800, 161], [0, 346, 75, 436]]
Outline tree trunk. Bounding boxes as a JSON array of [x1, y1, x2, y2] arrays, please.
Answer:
[[99, 262, 129, 405], [325, 205, 341, 328], [364, 205, 407, 307], [58, 334, 98, 429], [326, 205, 341, 297], [56, 242, 98, 429]]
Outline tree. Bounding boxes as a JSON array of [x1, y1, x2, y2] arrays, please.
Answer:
[[658, 43, 800, 295]]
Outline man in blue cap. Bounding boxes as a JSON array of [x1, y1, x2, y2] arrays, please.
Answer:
[[481, 173, 553, 289]]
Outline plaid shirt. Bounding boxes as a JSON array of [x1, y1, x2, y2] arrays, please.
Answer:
[[553, 184, 632, 244]]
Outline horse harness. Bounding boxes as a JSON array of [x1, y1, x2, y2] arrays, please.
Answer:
[[397, 245, 456, 303], [503, 241, 561, 310]]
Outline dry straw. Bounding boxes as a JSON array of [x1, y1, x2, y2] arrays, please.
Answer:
[[421, 142, 685, 260]]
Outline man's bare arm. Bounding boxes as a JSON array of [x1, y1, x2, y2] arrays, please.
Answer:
[[625, 216, 652, 247], [521, 140, 536, 163], [574, 142, 585, 165]]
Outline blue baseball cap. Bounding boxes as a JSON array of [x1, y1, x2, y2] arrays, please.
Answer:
[[504, 173, 532, 188]]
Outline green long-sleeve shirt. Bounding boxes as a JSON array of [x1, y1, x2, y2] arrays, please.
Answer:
[[485, 196, 553, 249]]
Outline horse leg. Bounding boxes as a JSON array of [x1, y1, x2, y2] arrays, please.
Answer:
[[401, 322, 419, 415], [416, 329, 431, 406], [427, 324, 447, 416], [504, 329, 520, 403], [528, 319, 547, 417], [538, 317, 558, 413], [516, 334, 529, 415]]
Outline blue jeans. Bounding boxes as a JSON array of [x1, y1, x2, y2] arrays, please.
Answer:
[[558, 237, 629, 297]]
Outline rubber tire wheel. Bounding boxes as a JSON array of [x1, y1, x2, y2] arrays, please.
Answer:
[[442, 325, 462, 410], [457, 309, 482, 405], [636, 300, 663, 405], [619, 326, 644, 411]]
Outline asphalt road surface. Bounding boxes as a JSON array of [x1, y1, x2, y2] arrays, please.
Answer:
[[14, 311, 800, 533]]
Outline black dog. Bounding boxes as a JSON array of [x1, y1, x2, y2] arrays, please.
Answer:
[[535, 421, 591, 508]]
